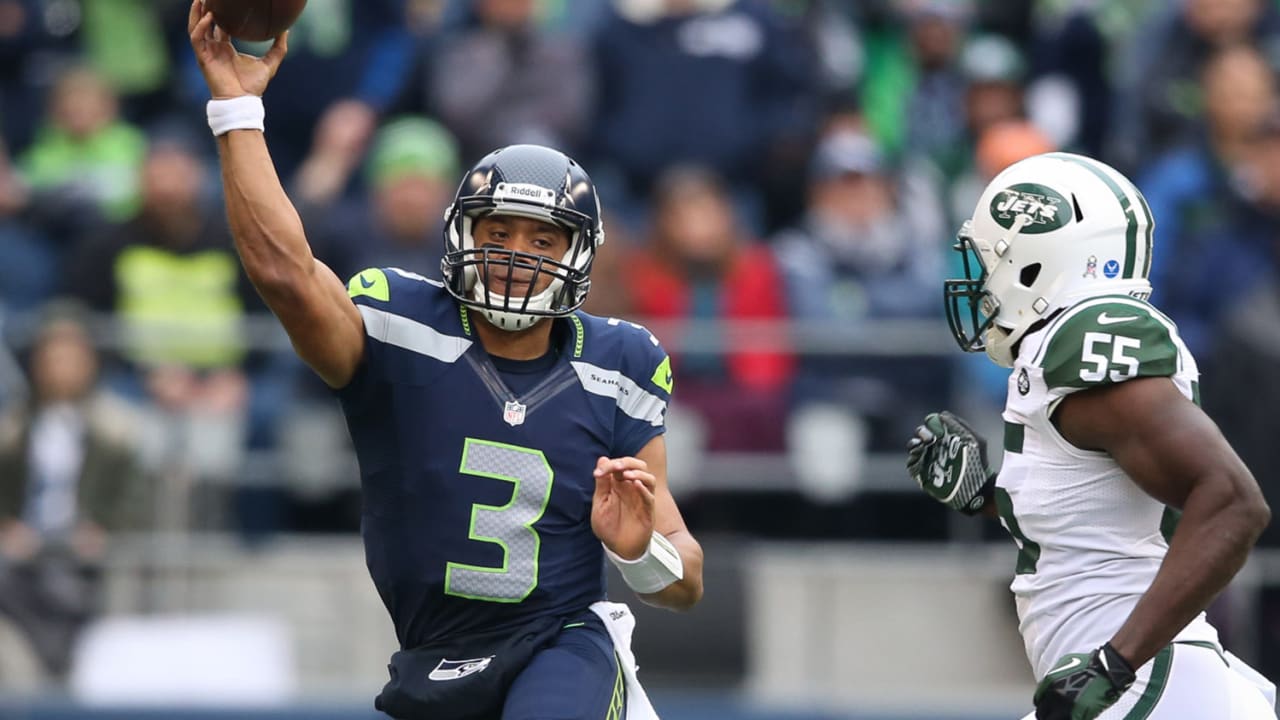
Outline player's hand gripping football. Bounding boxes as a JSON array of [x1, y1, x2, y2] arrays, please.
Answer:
[[188, 0, 288, 98], [1033, 644, 1137, 720], [591, 456, 656, 560], [906, 411, 994, 515]]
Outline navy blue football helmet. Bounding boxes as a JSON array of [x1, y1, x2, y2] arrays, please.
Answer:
[[441, 145, 605, 330]]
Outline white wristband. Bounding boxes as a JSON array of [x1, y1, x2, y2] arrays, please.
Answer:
[[207, 95, 265, 136], [605, 532, 684, 594]]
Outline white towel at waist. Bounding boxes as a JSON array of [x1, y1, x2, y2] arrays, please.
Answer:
[[590, 601, 660, 720]]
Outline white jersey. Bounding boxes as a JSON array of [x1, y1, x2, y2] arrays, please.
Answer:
[[996, 294, 1220, 680]]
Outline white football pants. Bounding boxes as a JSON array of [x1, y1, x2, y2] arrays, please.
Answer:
[[1019, 643, 1276, 719]]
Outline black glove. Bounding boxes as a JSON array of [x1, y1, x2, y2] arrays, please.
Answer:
[[1034, 643, 1137, 720]]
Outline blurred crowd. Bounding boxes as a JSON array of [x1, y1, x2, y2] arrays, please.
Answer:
[[2, 1, 1280, 674]]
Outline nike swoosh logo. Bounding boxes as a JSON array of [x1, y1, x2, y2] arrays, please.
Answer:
[[1097, 313, 1139, 325], [1049, 656, 1084, 675], [359, 275, 377, 289]]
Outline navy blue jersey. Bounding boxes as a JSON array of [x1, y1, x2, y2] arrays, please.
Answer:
[[337, 267, 673, 650]]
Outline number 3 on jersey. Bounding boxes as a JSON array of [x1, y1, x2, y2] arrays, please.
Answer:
[[445, 440, 554, 603]]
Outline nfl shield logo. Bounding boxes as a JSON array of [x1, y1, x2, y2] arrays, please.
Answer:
[[503, 400, 527, 427]]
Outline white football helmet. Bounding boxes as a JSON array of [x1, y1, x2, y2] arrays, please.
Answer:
[[945, 152, 1154, 367]]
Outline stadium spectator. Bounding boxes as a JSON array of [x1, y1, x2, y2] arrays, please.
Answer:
[[310, 116, 460, 282], [770, 0, 861, 105], [753, 1, 863, 229], [0, 138, 55, 313], [934, 33, 1029, 222], [578, 210, 639, 320], [1204, 109, 1280, 552], [774, 129, 943, 324], [626, 166, 793, 452], [1138, 43, 1278, 358], [588, 0, 817, 233], [397, 0, 593, 166], [0, 301, 148, 679], [1021, 4, 1116, 158], [66, 130, 266, 494], [1110, 0, 1280, 172], [18, 65, 146, 224], [79, 0, 193, 126], [858, 0, 972, 160], [0, 0, 80, 154], [773, 128, 947, 456]]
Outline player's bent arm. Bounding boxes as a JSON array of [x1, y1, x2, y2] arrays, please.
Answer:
[[216, 131, 364, 387], [1054, 377, 1271, 669], [634, 436, 704, 612]]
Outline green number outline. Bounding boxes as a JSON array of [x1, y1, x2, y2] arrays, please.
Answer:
[[994, 487, 1041, 575], [444, 439, 554, 603]]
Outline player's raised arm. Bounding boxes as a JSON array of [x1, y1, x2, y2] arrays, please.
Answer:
[[592, 436, 704, 611], [188, 0, 364, 388]]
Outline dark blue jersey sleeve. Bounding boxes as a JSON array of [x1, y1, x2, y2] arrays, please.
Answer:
[[335, 266, 468, 412], [608, 320, 673, 458]]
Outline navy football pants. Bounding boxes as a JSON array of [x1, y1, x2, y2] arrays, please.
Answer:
[[502, 612, 624, 720]]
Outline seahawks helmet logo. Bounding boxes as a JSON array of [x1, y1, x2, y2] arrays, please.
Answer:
[[990, 183, 1071, 234]]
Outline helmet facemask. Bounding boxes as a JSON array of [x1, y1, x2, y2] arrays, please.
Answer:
[[944, 222, 997, 355], [442, 189, 600, 331]]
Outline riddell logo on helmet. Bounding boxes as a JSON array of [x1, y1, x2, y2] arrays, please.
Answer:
[[494, 183, 556, 205], [990, 183, 1072, 234]]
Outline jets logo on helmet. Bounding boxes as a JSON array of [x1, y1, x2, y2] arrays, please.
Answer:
[[990, 183, 1071, 234], [944, 152, 1154, 367]]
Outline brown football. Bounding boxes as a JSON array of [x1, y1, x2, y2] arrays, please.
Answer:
[[204, 0, 307, 42]]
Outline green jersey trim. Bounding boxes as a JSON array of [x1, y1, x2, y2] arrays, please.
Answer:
[[1004, 421, 1025, 454], [1033, 297, 1179, 391], [348, 268, 391, 302]]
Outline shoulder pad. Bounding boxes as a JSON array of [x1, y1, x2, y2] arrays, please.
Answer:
[[574, 314, 673, 397], [1034, 298, 1179, 390], [347, 268, 391, 302], [347, 267, 444, 304]]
